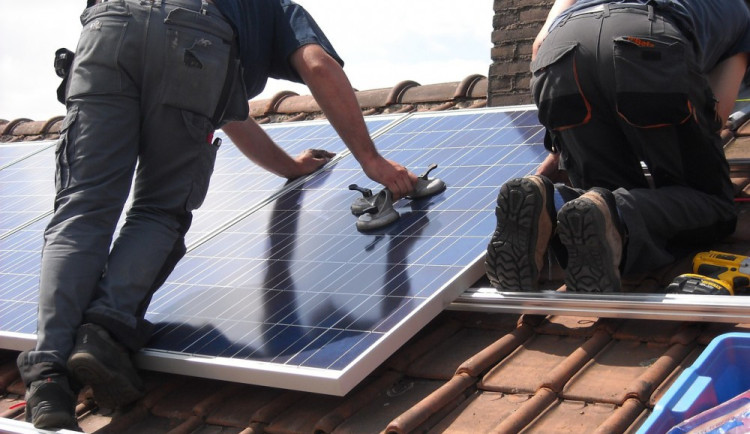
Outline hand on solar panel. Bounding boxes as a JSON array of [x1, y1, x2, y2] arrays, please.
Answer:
[[359, 156, 418, 200], [290, 148, 336, 179], [351, 164, 446, 231]]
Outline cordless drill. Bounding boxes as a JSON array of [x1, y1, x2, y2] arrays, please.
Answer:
[[668, 251, 750, 296]]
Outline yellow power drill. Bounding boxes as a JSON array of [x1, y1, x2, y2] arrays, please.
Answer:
[[667, 251, 750, 296]]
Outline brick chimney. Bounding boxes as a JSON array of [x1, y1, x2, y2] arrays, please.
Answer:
[[488, 0, 553, 107]]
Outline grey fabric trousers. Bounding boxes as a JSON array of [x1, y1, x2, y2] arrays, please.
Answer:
[[18, 0, 239, 382], [531, 4, 737, 276]]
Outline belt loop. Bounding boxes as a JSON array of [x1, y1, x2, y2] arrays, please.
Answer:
[[647, 4, 655, 21], [200, 0, 208, 14], [602, 3, 610, 17]]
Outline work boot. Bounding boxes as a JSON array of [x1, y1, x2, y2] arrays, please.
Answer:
[[485, 175, 556, 291], [24, 374, 79, 431], [557, 188, 624, 292], [67, 323, 144, 409]]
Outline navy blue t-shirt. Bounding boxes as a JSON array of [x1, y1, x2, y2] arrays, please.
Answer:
[[551, 0, 750, 73], [212, 0, 344, 99]]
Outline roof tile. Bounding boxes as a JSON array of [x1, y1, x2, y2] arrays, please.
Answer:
[[612, 319, 690, 344], [327, 378, 443, 434], [648, 346, 703, 407], [456, 322, 534, 377], [595, 398, 647, 434], [525, 399, 620, 434], [385, 373, 476, 434], [562, 339, 690, 404], [204, 385, 284, 428], [534, 315, 606, 337], [429, 391, 531, 433], [406, 326, 515, 380], [150, 378, 228, 420], [480, 334, 595, 393], [264, 394, 343, 434], [491, 388, 558, 433], [314, 370, 403, 433]]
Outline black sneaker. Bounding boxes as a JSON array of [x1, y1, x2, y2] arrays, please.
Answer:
[[557, 188, 624, 292], [67, 323, 144, 409], [24, 375, 79, 430], [485, 175, 556, 291]]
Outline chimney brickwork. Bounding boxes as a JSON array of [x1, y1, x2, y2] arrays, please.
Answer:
[[488, 0, 553, 107]]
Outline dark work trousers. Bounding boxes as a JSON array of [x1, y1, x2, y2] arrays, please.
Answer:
[[531, 4, 737, 277], [18, 0, 236, 383]]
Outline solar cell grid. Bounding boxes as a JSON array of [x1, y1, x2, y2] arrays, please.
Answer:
[[0, 142, 54, 169], [139, 107, 548, 394], [184, 116, 398, 245], [0, 148, 55, 238]]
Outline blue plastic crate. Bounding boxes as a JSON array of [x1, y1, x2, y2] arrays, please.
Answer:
[[638, 332, 750, 434]]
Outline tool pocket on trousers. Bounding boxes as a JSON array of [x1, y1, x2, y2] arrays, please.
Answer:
[[55, 107, 79, 193], [161, 8, 233, 119], [67, 2, 130, 98], [183, 111, 219, 212], [531, 42, 590, 132], [614, 36, 691, 127]]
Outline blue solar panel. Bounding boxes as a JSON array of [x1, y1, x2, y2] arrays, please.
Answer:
[[138, 107, 547, 394], [185, 116, 398, 245], [0, 142, 54, 168], [0, 147, 56, 237], [0, 115, 403, 348], [0, 107, 548, 394], [0, 218, 48, 341]]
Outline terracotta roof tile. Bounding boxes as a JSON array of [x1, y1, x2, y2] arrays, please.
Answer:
[[204, 385, 283, 428], [533, 315, 607, 337], [648, 346, 702, 408], [480, 334, 595, 393], [264, 394, 343, 434], [526, 399, 622, 433], [406, 326, 514, 380], [455, 322, 534, 378], [491, 388, 558, 433], [385, 373, 476, 434], [327, 378, 444, 433], [562, 339, 691, 404], [313, 370, 403, 433], [429, 391, 529, 433]]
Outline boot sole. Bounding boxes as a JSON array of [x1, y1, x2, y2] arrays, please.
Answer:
[[557, 198, 621, 292], [68, 352, 143, 409], [485, 178, 547, 291]]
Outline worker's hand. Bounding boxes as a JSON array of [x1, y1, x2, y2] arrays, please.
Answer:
[[535, 152, 568, 184], [362, 157, 418, 200], [288, 148, 336, 179]]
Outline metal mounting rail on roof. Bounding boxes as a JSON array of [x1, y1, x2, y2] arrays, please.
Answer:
[[450, 287, 750, 323]]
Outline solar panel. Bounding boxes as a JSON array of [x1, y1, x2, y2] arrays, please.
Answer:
[[185, 116, 399, 246], [0, 115, 403, 349], [0, 218, 48, 341], [0, 107, 548, 395], [0, 146, 56, 238], [137, 106, 547, 394], [0, 141, 54, 169]]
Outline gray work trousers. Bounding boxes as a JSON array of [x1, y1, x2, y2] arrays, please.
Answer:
[[18, 0, 239, 382], [531, 4, 737, 276]]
